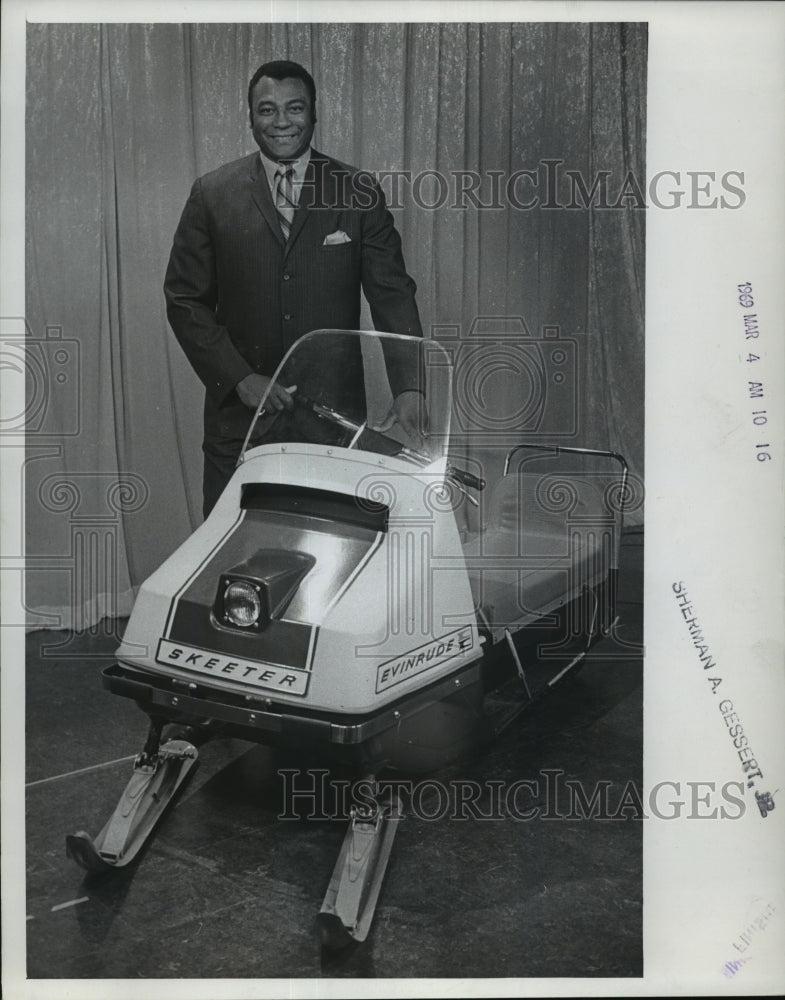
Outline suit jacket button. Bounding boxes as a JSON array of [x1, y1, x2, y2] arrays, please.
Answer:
[[283, 274, 291, 281], [284, 313, 292, 320]]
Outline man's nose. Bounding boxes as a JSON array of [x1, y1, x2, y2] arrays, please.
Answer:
[[273, 107, 290, 127]]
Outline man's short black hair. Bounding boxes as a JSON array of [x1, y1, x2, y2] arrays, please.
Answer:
[[248, 60, 317, 124]]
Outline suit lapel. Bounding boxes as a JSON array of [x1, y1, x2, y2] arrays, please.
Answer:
[[248, 155, 286, 248]]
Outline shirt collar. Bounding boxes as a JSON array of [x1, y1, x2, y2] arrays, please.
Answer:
[[259, 146, 311, 190]]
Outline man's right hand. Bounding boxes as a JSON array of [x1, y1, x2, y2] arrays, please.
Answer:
[[236, 374, 297, 412]]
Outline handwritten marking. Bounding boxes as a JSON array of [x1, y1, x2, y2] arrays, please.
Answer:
[[722, 956, 751, 979], [672, 581, 773, 809], [731, 901, 776, 953]]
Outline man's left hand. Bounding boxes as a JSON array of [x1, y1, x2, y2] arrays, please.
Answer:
[[376, 391, 429, 452]]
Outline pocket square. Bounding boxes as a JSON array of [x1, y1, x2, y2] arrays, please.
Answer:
[[323, 229, 352, 245]]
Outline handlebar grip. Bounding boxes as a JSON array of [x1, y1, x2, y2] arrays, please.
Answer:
[[447, 465, 486, 491]]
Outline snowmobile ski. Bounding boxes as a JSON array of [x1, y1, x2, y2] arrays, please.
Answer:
[[66, 738, 198, 873], [317, 787, 403, 948]]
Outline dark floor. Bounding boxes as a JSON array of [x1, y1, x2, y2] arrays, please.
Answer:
[[25, 529, 643, 979]]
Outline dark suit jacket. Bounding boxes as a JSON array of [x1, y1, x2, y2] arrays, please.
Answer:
[[164, 149, 423, 452]]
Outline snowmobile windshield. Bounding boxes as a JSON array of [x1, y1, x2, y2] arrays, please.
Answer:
[[239, 330, 451, 467]]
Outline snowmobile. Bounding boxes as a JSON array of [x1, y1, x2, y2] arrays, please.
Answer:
[[66, 328, 629, 948]]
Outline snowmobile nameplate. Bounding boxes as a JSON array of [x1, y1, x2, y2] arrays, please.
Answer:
[[375, 625, 475, 692], [156, 638, 312, 695]]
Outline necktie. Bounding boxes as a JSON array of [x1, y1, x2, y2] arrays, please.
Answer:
[[274, 164, 296, 242]]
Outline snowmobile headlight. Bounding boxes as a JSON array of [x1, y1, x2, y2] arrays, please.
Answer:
[[223, 580, 262, 628]]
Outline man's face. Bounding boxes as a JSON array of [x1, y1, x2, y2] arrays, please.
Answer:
[[250, 76, 315, 162]]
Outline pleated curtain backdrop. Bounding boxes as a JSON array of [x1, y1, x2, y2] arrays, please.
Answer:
[[25, 21, 646, 630]]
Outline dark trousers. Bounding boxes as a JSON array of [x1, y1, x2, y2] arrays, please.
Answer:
[[202, 447, 240, 520]]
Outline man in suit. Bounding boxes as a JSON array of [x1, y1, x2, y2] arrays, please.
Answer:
[[164, 60, 424, 517]]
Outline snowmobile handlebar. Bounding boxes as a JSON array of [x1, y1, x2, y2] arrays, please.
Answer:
[[446, 465, 486, 492]]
